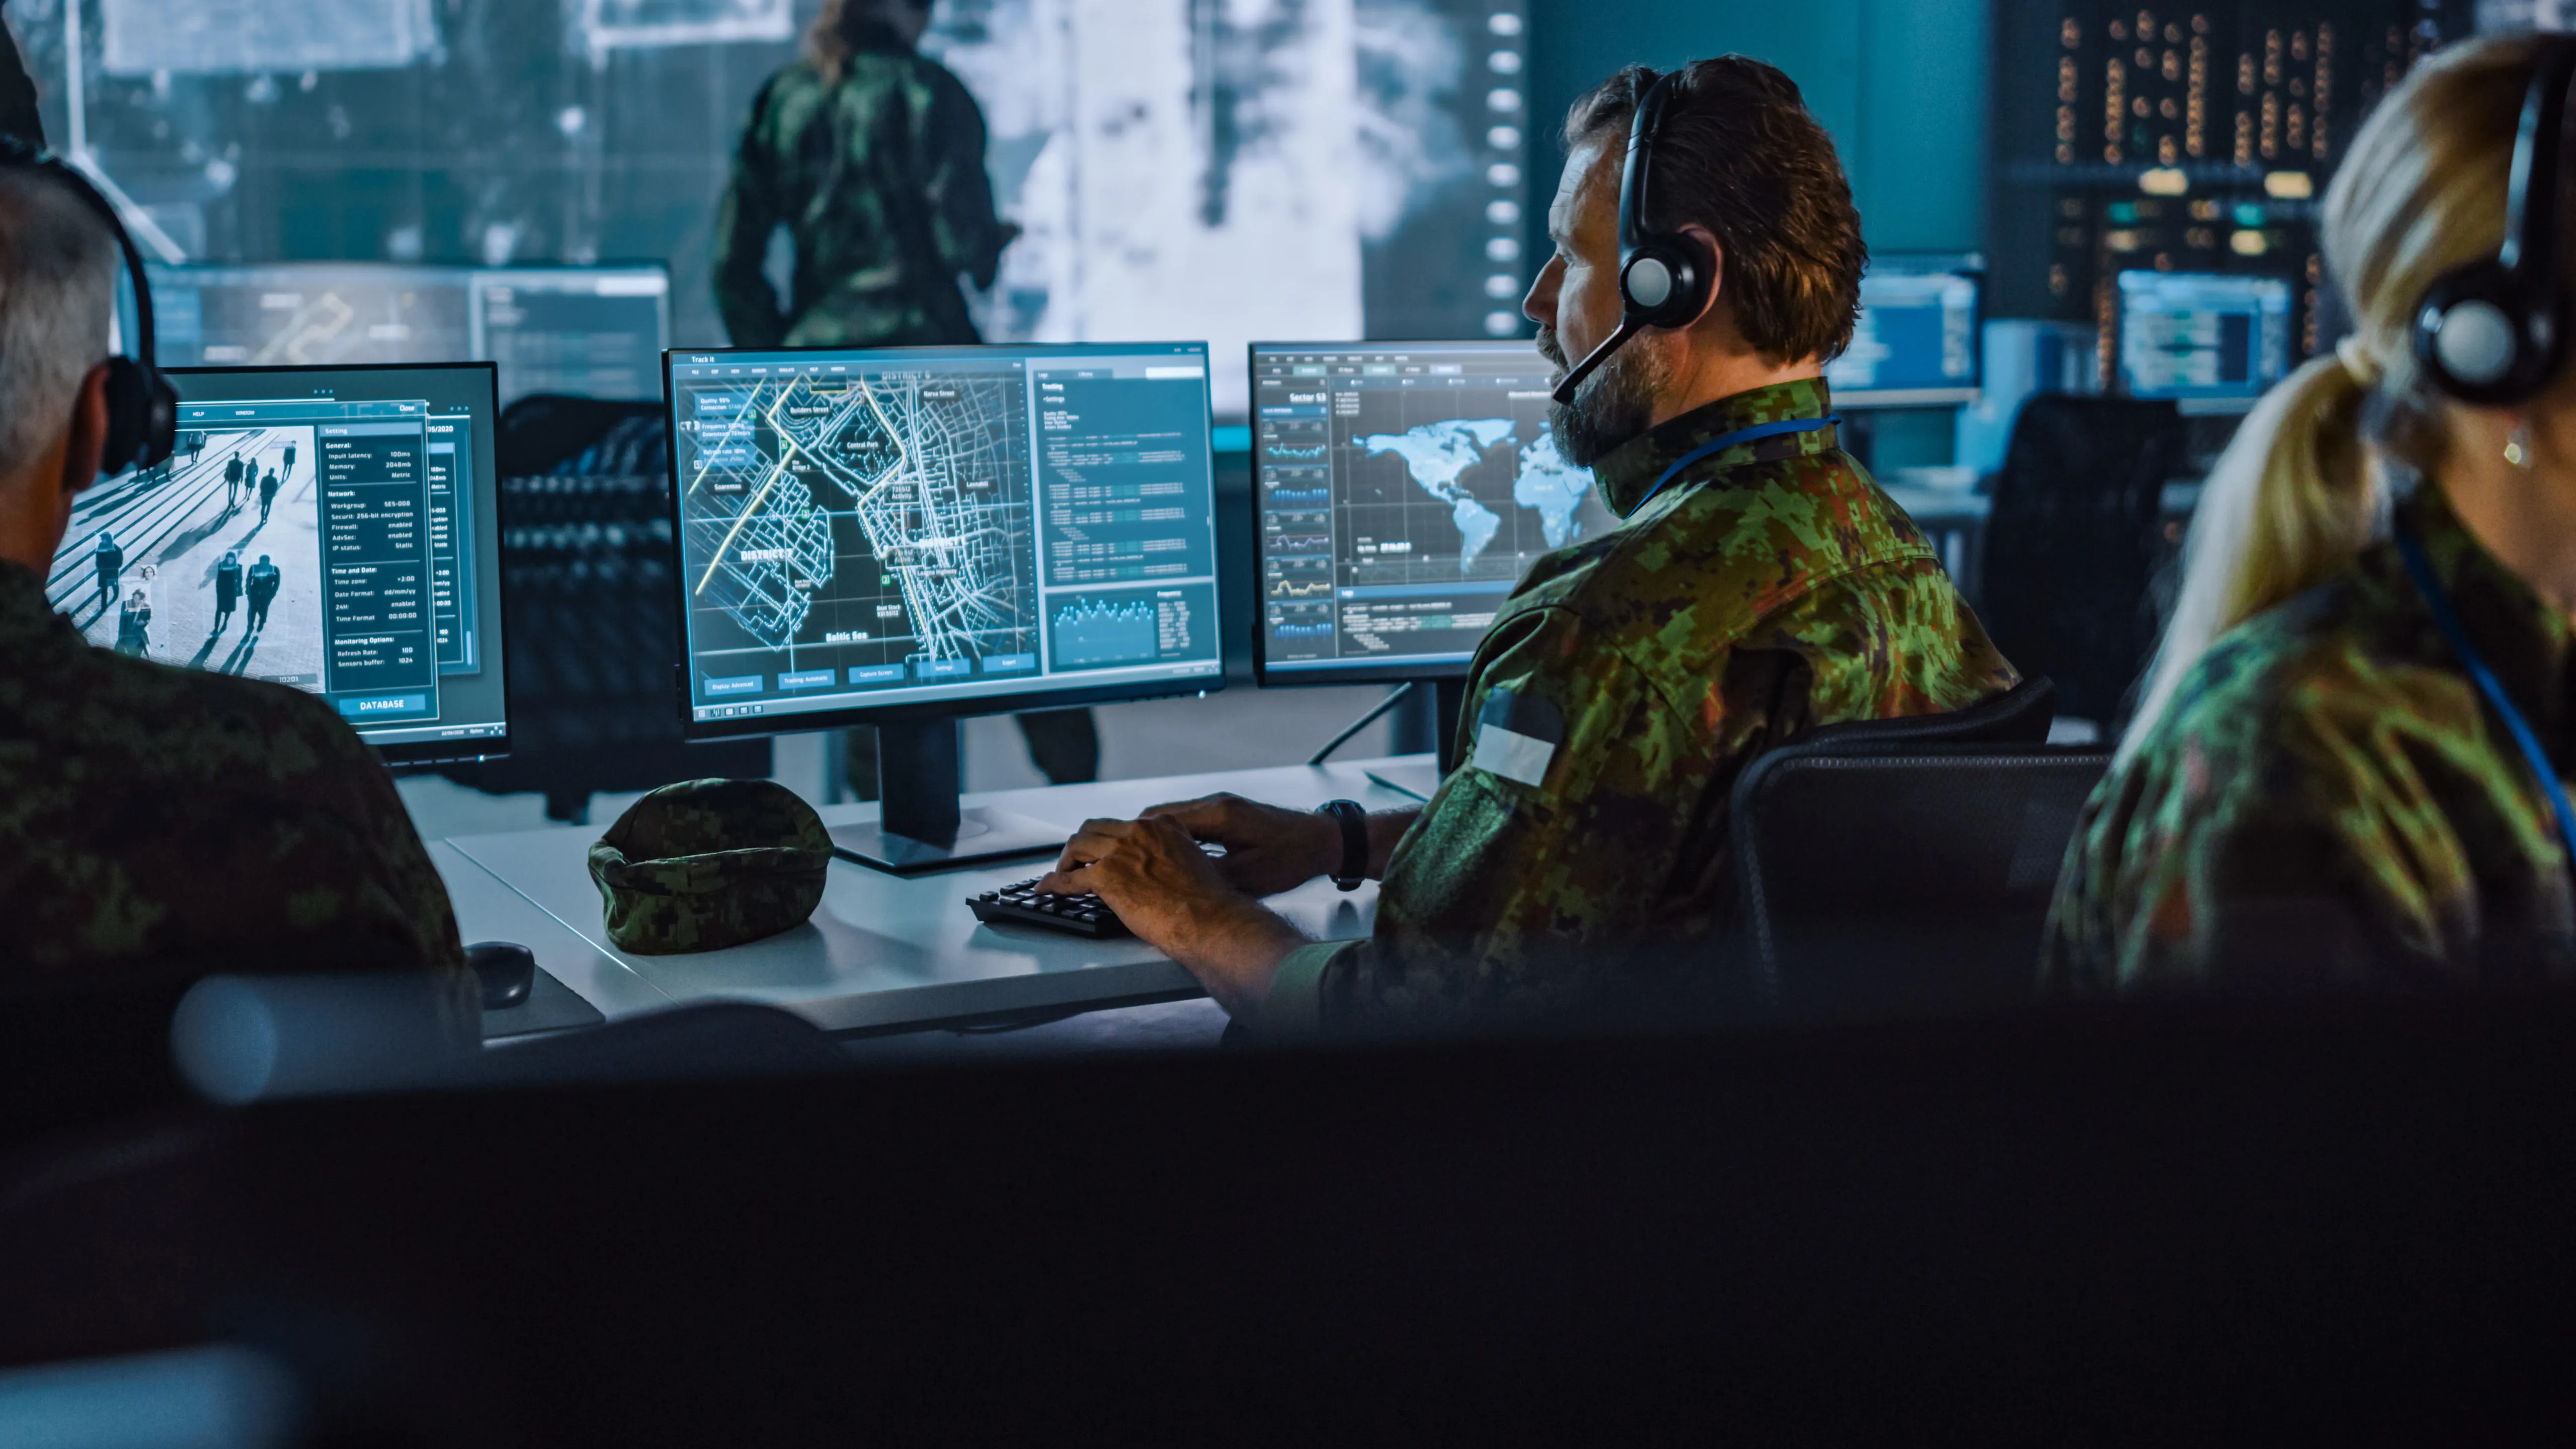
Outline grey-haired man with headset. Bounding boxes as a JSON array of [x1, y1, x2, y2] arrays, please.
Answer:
[[0, 153, 468, 977]]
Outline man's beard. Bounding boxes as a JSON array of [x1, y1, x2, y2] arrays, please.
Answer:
[[1537, 325, 1672, 467]]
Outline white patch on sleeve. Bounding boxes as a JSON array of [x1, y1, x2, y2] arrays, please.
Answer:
[[1473, 721, 1556, 788]]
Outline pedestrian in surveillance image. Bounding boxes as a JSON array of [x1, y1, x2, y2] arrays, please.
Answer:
[[45, 424, 327, 686], [90, 527, 120, 610], [281, 439, 296, 486], [113, 577, 151, 658], [212, 549, 242, 633], [245, 553, 280, 634]]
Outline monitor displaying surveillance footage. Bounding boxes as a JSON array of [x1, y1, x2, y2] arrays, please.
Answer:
[[45, 363, 511, 766]]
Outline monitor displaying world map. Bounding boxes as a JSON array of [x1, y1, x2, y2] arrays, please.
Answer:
[[1250, 340, 1616, 684]]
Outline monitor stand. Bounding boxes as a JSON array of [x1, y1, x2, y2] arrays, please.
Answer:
[[827, 718, 1067, 876], [1387, 677, 1469, 775]]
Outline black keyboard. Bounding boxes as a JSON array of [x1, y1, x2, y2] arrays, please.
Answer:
[[967, 878, 1130, 938]]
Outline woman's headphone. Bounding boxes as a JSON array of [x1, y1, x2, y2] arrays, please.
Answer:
[[0, 135, 179, 474], [1551, 68, 1720, 406], [2412, 36, 2576, 407]]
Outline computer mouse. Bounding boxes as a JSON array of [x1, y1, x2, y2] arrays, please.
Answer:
[[466, 940, 536, 1010]]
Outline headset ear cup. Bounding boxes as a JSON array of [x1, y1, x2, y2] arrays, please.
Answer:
[[95, 355, 148, 477], [2416, 259, 2560, 407], [139, 368, 178, 470], [1622, 235, 1718, 331]]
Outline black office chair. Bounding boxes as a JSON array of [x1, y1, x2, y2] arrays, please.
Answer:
[[1978, 394, 2187, 731], [436, 395, 768, 823], [1728, 686, 2109, 1022]]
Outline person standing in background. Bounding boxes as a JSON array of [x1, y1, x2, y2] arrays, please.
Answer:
[[712, 0, 1098, 798], [0, 0, 41, 147]]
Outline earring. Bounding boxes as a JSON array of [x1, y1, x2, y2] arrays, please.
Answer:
[[2506, 420, 2535, 470]]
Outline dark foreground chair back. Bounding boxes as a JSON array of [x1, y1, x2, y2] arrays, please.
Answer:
[[1979, 394, 2186, 728], [436, 395, 767, 823], [1730, 693, 2108, 1020]]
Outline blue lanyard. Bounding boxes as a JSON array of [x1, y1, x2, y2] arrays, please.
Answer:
[[2394, 525, 2576, 868], [1633, 415, 1842, 512]]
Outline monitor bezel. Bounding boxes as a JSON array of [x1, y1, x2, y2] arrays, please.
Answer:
[[165, 360, 513, 770], [1243, 339, 1554, 690], [661, 342, 1230, 743]]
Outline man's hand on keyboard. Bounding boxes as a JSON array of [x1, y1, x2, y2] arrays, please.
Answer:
[[1139, 792, 1342, 897], [1040, 814, 1308, 1015]]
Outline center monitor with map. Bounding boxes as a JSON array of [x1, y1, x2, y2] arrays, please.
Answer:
[[665, 343, 1224, 872], [1249, 340, 1616, 688], [43, 362, 511, 767]]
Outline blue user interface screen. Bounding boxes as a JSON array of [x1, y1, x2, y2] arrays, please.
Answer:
[[1250, 341, 1618, 681], [2118, 271, 2294, 398], [1823, 257, 1983, 403], [669, 344, 1224, 725], [43, 363, 509, 759]]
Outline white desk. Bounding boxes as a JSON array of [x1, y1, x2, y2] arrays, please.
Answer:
[[440, 757, 1428, 1034]]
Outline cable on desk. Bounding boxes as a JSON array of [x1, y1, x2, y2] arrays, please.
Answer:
[[1308, 682, 1416, 766]]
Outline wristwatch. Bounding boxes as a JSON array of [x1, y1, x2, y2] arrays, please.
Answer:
[[1317, 799, 1367, 892]]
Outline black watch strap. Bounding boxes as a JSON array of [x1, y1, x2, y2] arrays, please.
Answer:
[[1319, 799, 1367, 891]]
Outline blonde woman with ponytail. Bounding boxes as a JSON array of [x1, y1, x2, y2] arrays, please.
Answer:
[[2047, 32, 2576, 989]]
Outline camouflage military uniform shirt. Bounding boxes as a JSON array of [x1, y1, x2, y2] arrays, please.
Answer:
[[712, 32, 1010, 349], [0, 560, 466, 974], [2046, 485, 2576, 990], [1259, 379, 2020, 1033]]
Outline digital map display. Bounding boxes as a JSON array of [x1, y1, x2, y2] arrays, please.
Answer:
[[1253, 342, 1615, 679], [672, 346, 1223, 726]]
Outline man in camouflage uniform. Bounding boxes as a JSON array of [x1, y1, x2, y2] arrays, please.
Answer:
[[0, 164, 468, 979], [1038, 59, 2018, 1035], [712, 0, 1095, 796], [2046, 482, 2576, 989]]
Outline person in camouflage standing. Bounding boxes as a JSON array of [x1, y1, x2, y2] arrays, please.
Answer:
[[712, 0, 1097, 800], [2046, 34, 2576, 991], [0, 0, 39, 150], [1037, 59, 2018, 1036], [0, 163, 470, 985]]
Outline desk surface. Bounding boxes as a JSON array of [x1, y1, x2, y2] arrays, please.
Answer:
[[440, 757, 1428, 1034]]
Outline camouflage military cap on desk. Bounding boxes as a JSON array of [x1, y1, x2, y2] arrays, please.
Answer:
[[589, 779, 832, 954]]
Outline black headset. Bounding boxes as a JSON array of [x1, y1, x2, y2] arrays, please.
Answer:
[[1550, 68, 1720, 406], [0, 134, 179, 475], [2412, 36, 2576, 407]]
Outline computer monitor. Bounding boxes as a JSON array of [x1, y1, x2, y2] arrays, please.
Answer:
[[1248, 340, 1617, 693], [665, 342, 1224, 871], [2117, 270, 2294, 402], [468, 266, 670, 402], [1823, 255, 1984, 407], [45, 363, 511, 767], [141, 262, 673, 403]]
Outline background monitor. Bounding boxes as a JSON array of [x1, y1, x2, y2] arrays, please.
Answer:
[[1248, 340, 1618, 687], [2117, 270, 2294, 401], [667, 343, 1225, 740], [44, 363, 510, 767], [139, 262, 672, 403], [1824, 254, 1984, 407]]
